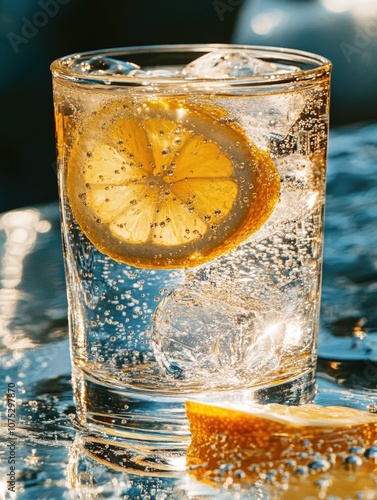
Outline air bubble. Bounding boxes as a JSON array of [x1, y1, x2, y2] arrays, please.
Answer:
[[364, 446, 377, 460], [344, 454, 363, 469], [285, 459, 296, 469], [349, 446, 364, 455], [294, 466, 308, 475], [315, 477, 332, 489], [308, 459, 330, 472]]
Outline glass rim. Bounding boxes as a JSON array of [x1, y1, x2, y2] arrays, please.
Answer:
[[50, 43, 331, 88]]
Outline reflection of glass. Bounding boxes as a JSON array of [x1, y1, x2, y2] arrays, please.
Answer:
[[67, 433, 269, 498], [51, 45, 331, 453], [67, 434, 186, 499], [68, 432, 185, 478]]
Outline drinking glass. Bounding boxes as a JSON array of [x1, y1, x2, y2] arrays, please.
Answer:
[[51, 44, 331, 461]]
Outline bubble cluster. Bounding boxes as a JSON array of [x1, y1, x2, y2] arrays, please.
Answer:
[[188, 440, 377, 498]]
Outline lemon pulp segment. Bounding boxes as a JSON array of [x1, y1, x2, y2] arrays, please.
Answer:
[[67, 98, 280, 268]]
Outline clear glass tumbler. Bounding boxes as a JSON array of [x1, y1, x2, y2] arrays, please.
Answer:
[[51, 44, 331, 459]]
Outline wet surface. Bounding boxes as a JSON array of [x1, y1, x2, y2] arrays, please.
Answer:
[[1, 123, 377, 498]]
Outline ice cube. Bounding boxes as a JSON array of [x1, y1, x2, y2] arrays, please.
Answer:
[[71, 56, 140, 76], [250, 154, 319, 241], [180, 49, 278, 79], [129, 68, 178, 79], [151, 288, 287, 390], [218, 92, 306, 151]]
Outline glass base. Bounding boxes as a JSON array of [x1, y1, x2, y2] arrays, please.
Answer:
[[72, 365, 316, 457], [70, 432, 188, 476]]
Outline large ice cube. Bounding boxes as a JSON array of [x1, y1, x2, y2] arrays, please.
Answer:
[[151, 288, 290, 390], [180, 49, 279, 79]]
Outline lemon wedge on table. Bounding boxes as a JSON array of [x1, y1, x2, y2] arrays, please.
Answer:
[[67, 98, 280, 269], [185, 400, 377, 495]]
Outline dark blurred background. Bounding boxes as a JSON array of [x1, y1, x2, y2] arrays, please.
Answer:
[[1, 0, 377, 213]]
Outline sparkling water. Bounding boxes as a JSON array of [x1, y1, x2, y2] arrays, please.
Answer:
[[52, 47, 331, 450]]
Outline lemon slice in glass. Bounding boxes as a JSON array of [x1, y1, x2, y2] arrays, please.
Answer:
[[67, 98, 280, 269]]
